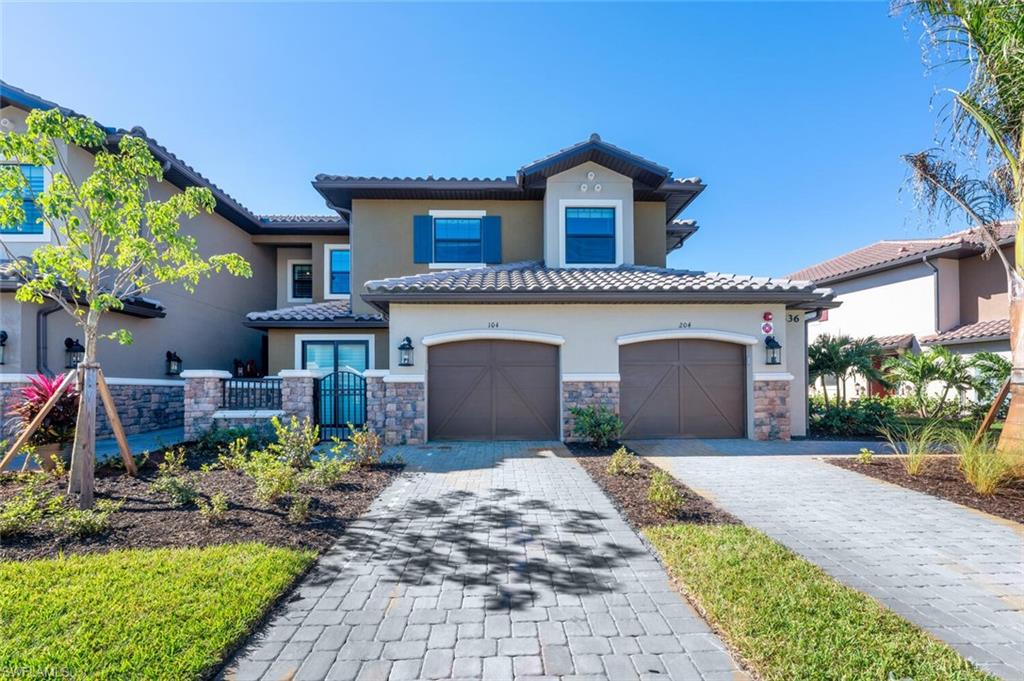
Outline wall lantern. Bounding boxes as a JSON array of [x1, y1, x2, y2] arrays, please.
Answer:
[[0, 330, 7, 365], [397, 336, 415, 367], [64, 337, 85, 369], [764, 335, 782, 366], [165, 350, 183, 376]]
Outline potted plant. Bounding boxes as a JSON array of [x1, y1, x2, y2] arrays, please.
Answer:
[[6, 373, 79, 471]]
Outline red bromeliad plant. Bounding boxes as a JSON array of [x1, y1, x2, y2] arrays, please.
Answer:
[[6, 374, 79, 445]]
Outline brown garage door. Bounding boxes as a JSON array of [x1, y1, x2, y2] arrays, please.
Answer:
[[428, 340, 560, 441], [620, 339, 746, 438]]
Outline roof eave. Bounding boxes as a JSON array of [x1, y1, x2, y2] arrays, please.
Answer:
[[361, 289, 835, 308], [243, 318, 388, 330], [920, 333, 1009, 347]]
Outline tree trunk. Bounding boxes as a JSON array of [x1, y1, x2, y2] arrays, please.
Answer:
[[67, 314, 100, 509], [997, 284, 1023, 468], [820, 377, 830, 408]]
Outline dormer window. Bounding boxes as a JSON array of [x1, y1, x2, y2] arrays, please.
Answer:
[[558, 199, 623, 267]]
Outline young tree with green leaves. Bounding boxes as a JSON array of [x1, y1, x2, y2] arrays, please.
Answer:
[[895, 0, 1023, 451], [808, 334, 887, 406], [0, 109, 252, 508]]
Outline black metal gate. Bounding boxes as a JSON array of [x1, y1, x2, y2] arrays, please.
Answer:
[[314, 369, 367, 441]]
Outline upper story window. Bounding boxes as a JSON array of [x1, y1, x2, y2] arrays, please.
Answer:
[[0, 164, 45, 236], [433, 217, 482, 264], [324, 244, 351, 299], [289, 261, 313, 301], [565, 206, 616, 265]]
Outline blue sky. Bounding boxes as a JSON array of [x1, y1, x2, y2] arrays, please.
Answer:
[[1, 2, 971, 277]]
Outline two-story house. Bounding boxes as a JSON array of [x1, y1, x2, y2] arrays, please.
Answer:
[[2, 81, 836, 444], [790, 224, 1015, 398]]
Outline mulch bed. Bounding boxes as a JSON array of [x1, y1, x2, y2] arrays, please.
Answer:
[[828, 456, 1024, 525], [0, 447, 403, 561], [567, 442, 737, 528]]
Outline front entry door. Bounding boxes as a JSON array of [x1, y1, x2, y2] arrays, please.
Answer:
[[303, 340, 369, 440]]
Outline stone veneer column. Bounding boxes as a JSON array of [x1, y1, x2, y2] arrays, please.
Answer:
[[278, 369, 317, 423], [181, 370, 232, 440], [562, 378, 621, 441], [363, 370, 388, 434], [753, 376, 792, 441], [384, 376, 426, 445]]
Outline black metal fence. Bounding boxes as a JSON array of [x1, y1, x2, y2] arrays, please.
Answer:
[[315, 370, 366, 441], [222, 377, 283, 410]]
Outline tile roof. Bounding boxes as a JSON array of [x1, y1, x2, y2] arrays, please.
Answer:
[[788, 222, 1016, 284], [244, 300, 385, 328], [920, 319, 1011, 346], [258, 214, 345, 225], [872, 333, 915, 351], [362, 261, 835, 309]]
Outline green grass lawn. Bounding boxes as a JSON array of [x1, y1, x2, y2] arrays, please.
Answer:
[[0, 543, 314, 680], [645, 524, 994, 681]]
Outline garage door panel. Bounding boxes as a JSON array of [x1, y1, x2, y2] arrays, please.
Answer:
[[680, 366, 744, 438], [428, 340, 559, 441], [621, 340, 679, 364], [621, 365, 681, 438]]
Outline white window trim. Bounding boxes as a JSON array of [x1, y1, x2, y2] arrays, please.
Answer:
[[286, 259, 313, 303], [293, 333, 376, 373], [428, 209, 486, 268], [322, 243, 351, 301], [558, 198, 623, 268], [0, 161, 52, 243]]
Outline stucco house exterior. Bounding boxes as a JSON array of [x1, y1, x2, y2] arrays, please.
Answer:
[[2, 82, 837, 444], [790, 224, 1015, 399]]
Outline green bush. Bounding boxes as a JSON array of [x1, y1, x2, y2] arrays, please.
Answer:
[[151, 474, 198, 507], [952, 431, 1014, 496], [267, 416, 319, 469], [647, 470, 684, 517], [197, 425, 272, 456], [881, 420, 941, 476], [287, 495, 311, 524], [0, 476, 53, 537], [50, 499, 122, 538], [347, 423, 383, 467], [243, 450, 298, 503], [217, 437, 252, 471], [570, 405, 622, 448], [809, 396, 896, 437], [197, 492, 229, 523], [606, 446, 641, 476], [857, 447, 875, 465], [305, 456, 356, 488]]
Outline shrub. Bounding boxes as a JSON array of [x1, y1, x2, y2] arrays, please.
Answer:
[[197, 425, 272, 455], [305, 455, 356, 488], [570, 405, 622, 448], [218, 437, 252, 471], [606, 446, 641, 476], [287, 494, 311, 524], [347, 424, 384, 467], [952, 431, 1013, 496], [197, 492, 229, 523], [6, 373, 79, 445], [243, 450, 298, 503], [51, 499, 122, 538], [857, 448, 875, 465], [880, 420, 940, 476], [647, 470, 684, 517], [151, 474, 198, 507], [809, 397, 896, 437], [268, 416, 319, 468], [0, 476, 51, 537]]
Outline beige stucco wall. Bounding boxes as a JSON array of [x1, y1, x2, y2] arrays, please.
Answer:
[[809, 262, 937, 343], [350, 199, 543, 315], [0, 105, 277, 378], [935, 258, 961, 332], [543, 162, 635, 267], [959, 246, 1014, 325], [267, 328, 389, 374], [634, 202, 667, 267], [785, 311, 808, 437], [276, 247, 314, 308]]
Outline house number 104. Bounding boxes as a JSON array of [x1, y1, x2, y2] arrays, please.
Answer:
[[487, 321, 500, 328]]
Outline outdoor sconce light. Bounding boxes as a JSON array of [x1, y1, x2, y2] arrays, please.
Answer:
[[0, 330, 7, 365], [764, 335, 782, 366], [165, 351, 183, 376], [64, 337, 85, 369], [397, 336, 415, 367]]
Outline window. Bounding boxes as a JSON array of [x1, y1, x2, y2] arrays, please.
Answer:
[[302, 339, 369, 373], [323, 245, 351, 299], [1, 165, 45, 235], [289, 261, 312, 301], [565, 207, 616, 264], [433, 217, 482, 263]]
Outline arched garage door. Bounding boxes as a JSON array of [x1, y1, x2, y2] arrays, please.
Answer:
[[428, 340, 560, 440], [620, 339, 746, 438]]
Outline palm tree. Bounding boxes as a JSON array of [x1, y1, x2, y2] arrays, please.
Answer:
[[884, 351, 944, 417], [972, 351, 1012, 402], [841, 337, 888, 401], [895, 0, 1023, 452], [809, 335, 888, 405], [933, 346, 979, 410]]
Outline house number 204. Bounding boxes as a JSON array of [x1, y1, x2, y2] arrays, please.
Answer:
[[678, 322, 692, 328]]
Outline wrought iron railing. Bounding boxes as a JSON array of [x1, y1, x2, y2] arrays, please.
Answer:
[[315, 370, 367, 441], [222, 377, 282, 410]]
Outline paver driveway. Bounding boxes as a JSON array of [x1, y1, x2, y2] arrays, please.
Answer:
[[225, 441, 747, 681], [634, 443, 1024, 681]]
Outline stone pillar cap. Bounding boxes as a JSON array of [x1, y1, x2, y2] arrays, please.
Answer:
[[180, 370, 233, 379], [277, 369, 320, 378]]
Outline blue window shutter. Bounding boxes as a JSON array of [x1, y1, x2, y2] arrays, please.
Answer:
[[481, 215, 502, 264], [413, 215, 433, 263]]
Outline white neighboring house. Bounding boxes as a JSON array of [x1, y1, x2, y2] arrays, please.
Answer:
[[789, 223, 1015, 401]]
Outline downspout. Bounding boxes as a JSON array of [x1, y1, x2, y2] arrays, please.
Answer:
[[36, 303, 61, 376], [803, 308, 822, 438], [922, 255, 940, 334]]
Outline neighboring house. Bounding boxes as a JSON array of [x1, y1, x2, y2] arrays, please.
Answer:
[[790, 223, 1015, 399], [2, 82, 837, 443]]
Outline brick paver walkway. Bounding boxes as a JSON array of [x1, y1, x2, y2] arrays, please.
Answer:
[[224, 442, 747, 681], [643, 447, 1024, 681]]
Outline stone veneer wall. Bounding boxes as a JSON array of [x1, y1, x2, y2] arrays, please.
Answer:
[[364, 374, 387, 434], [1, 378, 183, 439], [562, 380, 620, 441], [382, 380, 426, 446], [183, 373, 228, 440], [753, 379, 791, 441]]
